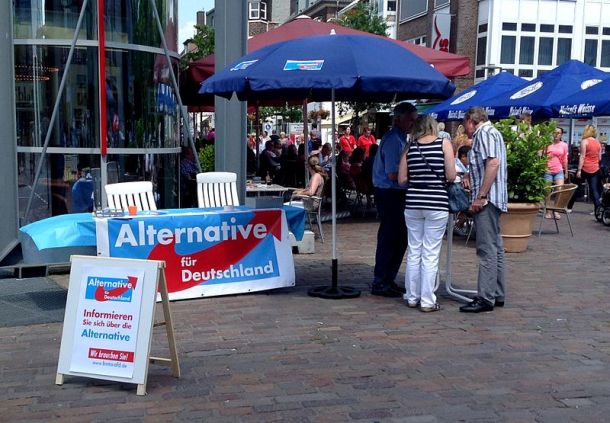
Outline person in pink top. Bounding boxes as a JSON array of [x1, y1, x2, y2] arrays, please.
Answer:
[[357, 127, 376, 157], [339, 127, 356, 155], [544, 127, 569, 218], [576, 124, 603, 210]]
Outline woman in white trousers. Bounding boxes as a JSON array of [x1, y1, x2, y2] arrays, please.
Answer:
[[398, 116, 456, 312]]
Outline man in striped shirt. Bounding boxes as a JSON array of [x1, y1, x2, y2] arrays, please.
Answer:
[[460, 107, 508, 313]]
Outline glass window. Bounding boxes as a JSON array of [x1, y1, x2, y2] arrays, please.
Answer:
[[584, 39, 598, 66], [585, 26, 599, 35], [603, 27, 610, 36], [249, 1, 267, 21], [434, 0, 449, 7], [500, 36, 516, 64], [540, 24, 554, 33], [476, 36, 487, 66], [475, 69, 485, 78], [558, 25, 573, 34], [13, 0, 97, 40], [537, 69, 549, 77], [478, 24, 488, 33], [14, 45, 99, 148], [538, 37, 554, 66], [399, 0, 427, 21], [519, 37, 535, 64], [387, 1, 397, 12], [518, 69, 533, 78], [502, 22, 517, 31], [601, 40, 610, 67], [521, 23, 535, 32], [557, 38, 572, 65]]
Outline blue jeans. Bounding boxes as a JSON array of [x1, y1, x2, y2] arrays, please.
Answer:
[[582, 170, 602, 207], [373, 188, 407, 289]]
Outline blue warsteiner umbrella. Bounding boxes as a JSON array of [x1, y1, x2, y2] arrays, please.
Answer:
[[550, 76, 610, 118], [427, 72, 525, 121], [475, 60, 609, 119], [201, 33, 455, 299]]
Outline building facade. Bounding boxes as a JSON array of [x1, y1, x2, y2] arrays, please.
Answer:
[[397, 0, 610, 92], [13, 0, 181, 224]]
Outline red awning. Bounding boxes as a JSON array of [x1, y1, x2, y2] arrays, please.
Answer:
[[182, 16, 471, 109]]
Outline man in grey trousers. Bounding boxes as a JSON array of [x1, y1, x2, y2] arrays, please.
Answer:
[[460, 107, 508, 313]]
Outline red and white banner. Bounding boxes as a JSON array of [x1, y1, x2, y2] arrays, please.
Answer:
[[432, 13, 451, 53], [96, 209, 295, 301]]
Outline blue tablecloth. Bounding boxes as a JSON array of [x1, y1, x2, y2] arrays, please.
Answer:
[[19, 206, 306, 251]]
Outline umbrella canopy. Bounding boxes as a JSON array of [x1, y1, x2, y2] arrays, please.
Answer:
[[550, 76, 610, 118], [474, 60, 609, 119], [199, 33, 455, 102], [182, 16, 470, 109], [427, 72, 525, 121]]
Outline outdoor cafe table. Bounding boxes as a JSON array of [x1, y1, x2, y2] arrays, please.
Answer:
[[246, 183, 290, 195], [19, 206, 305, 301]]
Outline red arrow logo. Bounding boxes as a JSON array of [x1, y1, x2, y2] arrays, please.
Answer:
[[148, 210, 282, 293], [95, 275, 138, 302]]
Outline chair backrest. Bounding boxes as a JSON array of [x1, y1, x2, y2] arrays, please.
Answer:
[[104, 181, 157, 211], [196, 172, 240, 208], [545, 183, 577, 210]]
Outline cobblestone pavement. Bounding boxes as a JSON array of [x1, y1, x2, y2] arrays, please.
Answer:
[[1, 202, 609, 422]]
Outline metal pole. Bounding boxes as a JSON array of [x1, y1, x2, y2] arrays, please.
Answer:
[[23, 0, 90, 223], [303, 100, 309, 184], [149, 0, 201, 172]]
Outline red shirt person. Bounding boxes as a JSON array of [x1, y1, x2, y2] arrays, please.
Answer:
[[357, 127, 376, 157], [339, 127, 357, 155]]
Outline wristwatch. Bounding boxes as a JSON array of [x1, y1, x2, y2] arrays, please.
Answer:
[[478, 194, 487, 200]]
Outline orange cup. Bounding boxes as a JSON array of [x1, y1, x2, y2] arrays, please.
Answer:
[[128, 205, 137, 216]]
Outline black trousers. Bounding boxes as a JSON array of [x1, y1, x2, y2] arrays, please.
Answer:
[[373, 187, 407, 289]]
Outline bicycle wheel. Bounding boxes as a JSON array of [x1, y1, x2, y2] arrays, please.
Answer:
[[595, 205, 604, 222], [603, 208, 610, 227]]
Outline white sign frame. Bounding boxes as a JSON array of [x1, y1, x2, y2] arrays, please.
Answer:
[[56, 255, 178, 395]]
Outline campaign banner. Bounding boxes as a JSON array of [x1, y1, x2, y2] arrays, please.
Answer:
[[69, 266, 145, 378], [96, 209, 295, 300]]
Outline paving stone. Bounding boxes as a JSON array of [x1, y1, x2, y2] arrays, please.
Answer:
[[1, 202, 610, 420]]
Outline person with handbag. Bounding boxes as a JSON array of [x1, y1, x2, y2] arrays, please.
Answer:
[[398, 115, 456, 312]]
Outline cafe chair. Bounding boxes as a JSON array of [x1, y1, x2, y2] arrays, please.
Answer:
[[290, 194, 324, 243], [105, 181, 157, 211], [537, 183, 578, 237], [196, 172, 240, 208]]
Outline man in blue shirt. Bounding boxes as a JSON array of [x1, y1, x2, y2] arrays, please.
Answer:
[[371, 102, 418, 297]]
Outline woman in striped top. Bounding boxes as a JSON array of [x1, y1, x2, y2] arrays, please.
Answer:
[[398, 115, 456, 312]]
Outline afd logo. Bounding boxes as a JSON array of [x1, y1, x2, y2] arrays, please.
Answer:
[[284, 60, 324, 71], [85, 276, 138, 303]]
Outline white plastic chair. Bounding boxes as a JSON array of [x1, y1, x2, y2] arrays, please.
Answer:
[[196, 172, 240, 208], [104, 181, 157, 211]]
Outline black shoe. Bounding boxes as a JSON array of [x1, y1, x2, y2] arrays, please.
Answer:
[[495, 300, 505, 307], [389, 282, 406, 294], [460, 297, 494, 313], [371, 286, 402, 298]]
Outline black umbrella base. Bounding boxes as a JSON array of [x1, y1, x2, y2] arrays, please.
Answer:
[[308, 285, 361, 299]]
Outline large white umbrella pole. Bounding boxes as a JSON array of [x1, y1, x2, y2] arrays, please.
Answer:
[[308, 88, 360, 299]]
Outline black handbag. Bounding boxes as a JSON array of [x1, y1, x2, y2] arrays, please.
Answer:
[[412, 140, 470, 213]]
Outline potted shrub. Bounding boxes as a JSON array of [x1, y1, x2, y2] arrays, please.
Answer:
[[494, 118, 554, 252]]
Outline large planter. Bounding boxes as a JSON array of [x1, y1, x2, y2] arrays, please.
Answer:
[[500, 202, 540, 253]]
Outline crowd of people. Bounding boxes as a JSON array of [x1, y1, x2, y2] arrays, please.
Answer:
[[244, 126, 380, 207], [371, 103, 507, 314], [191, 106, 609, 315]]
